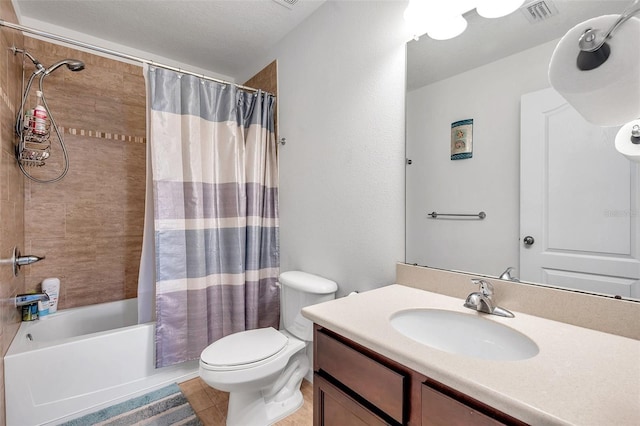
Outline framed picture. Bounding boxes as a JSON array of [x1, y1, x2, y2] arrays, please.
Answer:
[[451, 119, 473, 160]]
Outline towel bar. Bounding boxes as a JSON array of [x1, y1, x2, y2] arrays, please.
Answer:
[[428, 211, 486, 219]]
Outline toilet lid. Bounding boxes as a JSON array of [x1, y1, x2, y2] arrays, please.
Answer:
[[201, 327, 288, 367]]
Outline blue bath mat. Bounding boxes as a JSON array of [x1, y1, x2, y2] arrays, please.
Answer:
[[60, 383, 202, 426]]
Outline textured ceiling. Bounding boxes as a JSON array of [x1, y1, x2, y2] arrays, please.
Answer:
[[11, 1, 634, 89], [407, 0, 631, 90], [12, 0, 326, 79]]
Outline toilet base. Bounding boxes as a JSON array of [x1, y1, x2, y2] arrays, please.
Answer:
[[226, 388, 304, 426], [224, 351, 309, 425]]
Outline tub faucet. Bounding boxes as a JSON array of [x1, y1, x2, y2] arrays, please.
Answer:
[[14, 293, 49, 307], [499, 267, 519, 282], [464, 279, 514, 318]]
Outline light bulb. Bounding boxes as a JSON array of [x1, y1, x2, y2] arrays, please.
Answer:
[[426, 15, 468, 40], [404, 0, 431, 39]]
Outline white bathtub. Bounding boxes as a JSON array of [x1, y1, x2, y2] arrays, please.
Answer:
[[4, 298, 199, 426]]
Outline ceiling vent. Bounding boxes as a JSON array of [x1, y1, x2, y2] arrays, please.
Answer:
[[272, 0, 299, 10], [521, 0, 559, 23]]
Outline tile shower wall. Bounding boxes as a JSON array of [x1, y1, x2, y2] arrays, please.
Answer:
[[244, 60, 278, 139], [21, 37, 146, 309], [0, 1, 25, 422]]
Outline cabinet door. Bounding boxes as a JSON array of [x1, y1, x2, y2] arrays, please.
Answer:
[[314, 374, 391, 426], [422, 384, 506, 426], [315, 329, 406, 423]]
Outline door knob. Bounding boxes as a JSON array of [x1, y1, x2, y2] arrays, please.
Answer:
[[523, 236, 535, 246]]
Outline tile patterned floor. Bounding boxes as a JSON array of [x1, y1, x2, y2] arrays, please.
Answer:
[[179, 377, 313, 426]]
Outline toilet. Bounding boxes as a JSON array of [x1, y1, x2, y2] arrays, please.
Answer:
[[199, 271, 337, 426]]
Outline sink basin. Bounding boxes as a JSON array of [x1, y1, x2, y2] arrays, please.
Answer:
[[390, 309, 538, 361]]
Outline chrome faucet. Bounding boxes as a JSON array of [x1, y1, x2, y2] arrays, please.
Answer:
[[0, 247, 45, 277], [499, 267, 519, 282], [464, 279, 514, 318], [14, 292, 49, 307]]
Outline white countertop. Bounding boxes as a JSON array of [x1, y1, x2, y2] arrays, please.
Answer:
[[301, 284, 640, 426]]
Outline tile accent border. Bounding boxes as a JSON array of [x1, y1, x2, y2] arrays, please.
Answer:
[[0, 92, 145, 144], [60, 127, 146, 144]]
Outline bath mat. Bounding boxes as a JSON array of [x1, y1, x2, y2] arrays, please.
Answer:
[[60, 383, 202, 426]]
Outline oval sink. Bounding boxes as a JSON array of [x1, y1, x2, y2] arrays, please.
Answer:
[[390, 309, 538, 361]]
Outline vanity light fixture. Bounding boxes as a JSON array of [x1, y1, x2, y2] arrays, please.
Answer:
[[404, 0, 526, 41], [548, 0, 640, 161]]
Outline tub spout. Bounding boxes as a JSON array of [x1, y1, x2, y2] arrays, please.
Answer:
[[14, 293, 49, 307]]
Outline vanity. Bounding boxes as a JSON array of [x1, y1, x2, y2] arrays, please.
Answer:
[[301, 269, 640, 426], [312, 324, 526, 425]]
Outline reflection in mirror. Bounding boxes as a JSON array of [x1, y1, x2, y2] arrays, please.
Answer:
[[405, 0, 640, 301]]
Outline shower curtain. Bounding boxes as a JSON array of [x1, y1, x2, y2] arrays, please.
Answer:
[[139, 65, 280, 368]]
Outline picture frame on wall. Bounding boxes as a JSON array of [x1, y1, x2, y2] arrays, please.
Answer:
[[451, 119, 473, 160]]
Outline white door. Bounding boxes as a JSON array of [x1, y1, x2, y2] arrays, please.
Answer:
[[520, 88, 640, 299]]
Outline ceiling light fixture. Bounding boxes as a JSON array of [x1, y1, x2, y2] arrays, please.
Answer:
[[404, 0, 526, 41]]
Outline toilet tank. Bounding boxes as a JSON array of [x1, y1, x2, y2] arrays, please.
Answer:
[[280, 271, 337, 341]]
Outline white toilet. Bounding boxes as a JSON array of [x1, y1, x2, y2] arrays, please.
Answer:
[[199, 271, 337, 426]]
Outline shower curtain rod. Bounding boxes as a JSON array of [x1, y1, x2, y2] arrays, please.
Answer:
[[0, 19, 271, 95]]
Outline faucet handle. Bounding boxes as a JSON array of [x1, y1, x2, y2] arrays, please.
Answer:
[[499, 266, 519, 282], [471, 279, 493, 297]]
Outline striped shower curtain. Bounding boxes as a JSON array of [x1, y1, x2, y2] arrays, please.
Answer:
[[145, 66, 279, 368]]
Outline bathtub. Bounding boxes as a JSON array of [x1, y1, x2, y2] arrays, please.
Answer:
[[4, 298, 199, 426]]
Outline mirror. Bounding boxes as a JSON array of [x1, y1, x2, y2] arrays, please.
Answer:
[[405, 0, 640, 301]]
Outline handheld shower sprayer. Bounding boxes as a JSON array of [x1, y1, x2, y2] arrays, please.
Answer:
[[43, 59, 85, 75], [13, 47, 86, 183]]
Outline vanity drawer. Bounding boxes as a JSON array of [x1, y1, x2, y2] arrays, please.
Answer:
[[314, 373, 389, 426], [422, 383, 519, 426], [315, 329, 406, 424]]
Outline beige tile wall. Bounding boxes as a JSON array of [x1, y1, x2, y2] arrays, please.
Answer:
[[0, 18, 146, 420], [244, 60, 278, 141], [19, 38, 146, 308], [0, 1, 25, 423]]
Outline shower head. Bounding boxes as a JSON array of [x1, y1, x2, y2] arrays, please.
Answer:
[[11, 47, 45, 73], [44, 59, 85, 75]]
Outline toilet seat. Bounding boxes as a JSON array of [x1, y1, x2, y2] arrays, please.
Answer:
[[200, 327, 288, 371]]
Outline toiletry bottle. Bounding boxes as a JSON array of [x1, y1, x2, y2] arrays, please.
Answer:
[[27, 108, 35, 133], [21, 304, 29, 321], [22, 303, 38, 321], [42, 278, 60, 313], [38, 299, 49, 317], [31, 91, 48, 135]]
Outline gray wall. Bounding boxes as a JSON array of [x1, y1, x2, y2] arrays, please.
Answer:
[[242, 1, 408, 296]]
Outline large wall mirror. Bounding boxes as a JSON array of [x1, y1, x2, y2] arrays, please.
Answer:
[[406, 0, 640, 301]]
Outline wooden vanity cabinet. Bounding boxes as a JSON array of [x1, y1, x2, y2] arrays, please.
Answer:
[[314, 326, 407, 425], [421, 382, 520, 426], [313, 325, 528, 426], [314, 374, 391, 426]]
